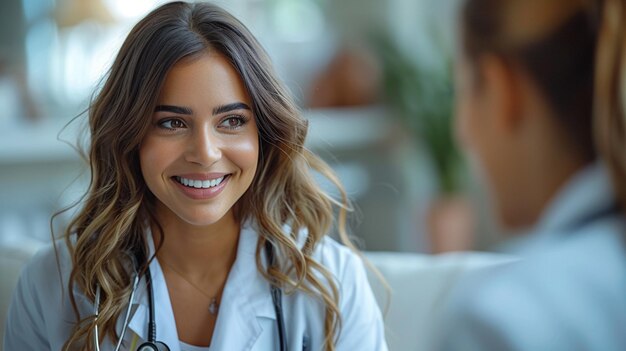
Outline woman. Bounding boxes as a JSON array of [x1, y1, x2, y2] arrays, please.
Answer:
[[3, 2, 387, 351], [437, 0, 626, 350]]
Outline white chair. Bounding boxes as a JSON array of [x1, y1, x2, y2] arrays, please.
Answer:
[[365, 251, 517, 351]]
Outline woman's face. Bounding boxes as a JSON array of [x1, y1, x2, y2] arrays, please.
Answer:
[[140, 52, 259, 227], [454, 54, 519, 228]]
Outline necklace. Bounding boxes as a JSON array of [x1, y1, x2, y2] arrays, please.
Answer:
[[159, 258, 220, 315]]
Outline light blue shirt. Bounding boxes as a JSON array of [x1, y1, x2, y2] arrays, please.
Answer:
[[436, 163, 626, 351]]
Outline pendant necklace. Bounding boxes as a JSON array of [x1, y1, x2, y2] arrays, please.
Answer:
[[160, 259, 220, 315]]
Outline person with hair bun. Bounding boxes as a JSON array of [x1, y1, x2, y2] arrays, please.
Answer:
[[436, 0, 626, 350], [3, 2, 387, 351]]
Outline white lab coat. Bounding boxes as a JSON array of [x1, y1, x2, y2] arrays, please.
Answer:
[[4, 222, 388, 351], [435, 163, 626, 351]]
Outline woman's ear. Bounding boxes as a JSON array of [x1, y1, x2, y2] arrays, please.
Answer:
[[478, 54, 523, 136]]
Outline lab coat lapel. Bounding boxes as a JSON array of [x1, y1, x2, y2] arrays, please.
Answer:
[[152, 257, 181, 350], [209, 223, 276, 350], [127, 230, 182, 351]]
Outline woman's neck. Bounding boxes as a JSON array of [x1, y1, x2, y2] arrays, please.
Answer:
[[151, 208, 241, 282]]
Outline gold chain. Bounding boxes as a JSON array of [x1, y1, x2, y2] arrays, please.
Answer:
[[158, 258, 220, 314]]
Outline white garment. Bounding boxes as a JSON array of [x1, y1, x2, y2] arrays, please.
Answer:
[[3, 223, 388, 351], [180, 341, 210, 351], [435, 163, 626, 351]]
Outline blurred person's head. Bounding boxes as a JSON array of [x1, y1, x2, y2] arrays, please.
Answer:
[[455, 0, 625, 231]]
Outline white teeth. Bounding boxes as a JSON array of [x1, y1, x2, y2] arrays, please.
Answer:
[[176, 176, 226, 189]]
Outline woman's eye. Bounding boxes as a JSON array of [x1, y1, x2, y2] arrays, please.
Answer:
[[219, 116, 246, 129], [158, 118, 186, 130]]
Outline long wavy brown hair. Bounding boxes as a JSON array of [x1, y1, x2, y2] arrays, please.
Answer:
[[60, 2, 360, 350], [461, 0, 626, 208]]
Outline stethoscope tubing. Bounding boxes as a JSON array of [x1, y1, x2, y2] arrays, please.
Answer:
[[93, 241, 287, 351], [94, 274, 140, 351], [119, 275, 140, 349], [266, 240, 287, 351]]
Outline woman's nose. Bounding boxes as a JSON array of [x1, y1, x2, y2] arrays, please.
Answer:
[[185, 127, 222, 166]]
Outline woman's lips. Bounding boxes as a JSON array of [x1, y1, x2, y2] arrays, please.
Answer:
[[171, 174, 231, 200], [174, 174, 227, 188]]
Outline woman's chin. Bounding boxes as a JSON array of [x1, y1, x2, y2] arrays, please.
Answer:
[[179, 215, 227, 228]]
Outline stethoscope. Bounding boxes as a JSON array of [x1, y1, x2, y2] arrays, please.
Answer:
[[94, 241, 287, 351]]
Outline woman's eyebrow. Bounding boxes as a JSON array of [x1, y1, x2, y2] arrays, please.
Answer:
[[212, 102, 251, 115], [154, 105, 193, 115], [154, 102, 251, 116]]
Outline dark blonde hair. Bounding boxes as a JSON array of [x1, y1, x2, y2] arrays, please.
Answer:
[[461, 0, 626, 208], [61, 2, 356, 350]]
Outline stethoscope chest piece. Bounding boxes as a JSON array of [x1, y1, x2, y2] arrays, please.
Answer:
[[137, 341, 170, 351]]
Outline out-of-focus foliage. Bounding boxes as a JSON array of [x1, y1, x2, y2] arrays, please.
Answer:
[[374, 33, 461, 194]]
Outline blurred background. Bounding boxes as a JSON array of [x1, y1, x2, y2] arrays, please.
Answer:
[[0, 0, 501, 254]]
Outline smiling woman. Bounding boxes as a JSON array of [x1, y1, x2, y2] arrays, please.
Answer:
[[137, 52, 262, 348], [140, 53, 259, 227], [3, 2, 388, 351]]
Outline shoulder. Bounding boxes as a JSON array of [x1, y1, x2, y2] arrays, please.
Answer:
[[312, 236, 365, 279], [310, 235, 375, 312], [284, 223, 365, 278], [4, 241, 76, 350], [439, 221, 626, 351], [18, 241, 71, 291], [448, 264, 541, 324], [438, 263, 561, 351], [11, 240, 75, 313], [521, 217, 626, 301], [551, 215, 626, 269], [314, 237, 388, 349], [463, 215, 626, 305], [281, 228, 387, 349]]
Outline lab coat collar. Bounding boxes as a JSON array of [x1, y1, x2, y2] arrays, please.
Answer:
[[126, 221, 275, 350], [499, 162, 617, 255], [126, 228, 179, 350], [210, 221, 276, 349]]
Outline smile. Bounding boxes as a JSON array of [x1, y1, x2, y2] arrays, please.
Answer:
[[174, 175, 228, 189]]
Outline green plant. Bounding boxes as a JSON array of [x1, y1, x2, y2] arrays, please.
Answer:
[[373, 33, 462, 194]]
